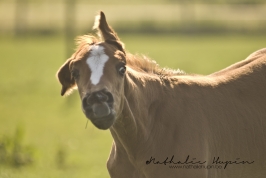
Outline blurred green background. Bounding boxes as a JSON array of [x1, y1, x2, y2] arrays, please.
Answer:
[[0, 0, 265, 177]]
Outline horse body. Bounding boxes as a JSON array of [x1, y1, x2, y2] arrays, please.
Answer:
[[108, 49, 266, 178], [57, 12, 266, 178]]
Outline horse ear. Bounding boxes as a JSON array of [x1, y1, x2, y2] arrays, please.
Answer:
[[93, 11, 122, 43], [56, 59, 76, 96]]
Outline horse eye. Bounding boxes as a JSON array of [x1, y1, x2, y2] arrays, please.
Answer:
[[71, 70, 79, 80], [118, 66, 126, 75]]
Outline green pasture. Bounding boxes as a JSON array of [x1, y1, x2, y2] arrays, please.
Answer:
[[0, 33, 265, 178]]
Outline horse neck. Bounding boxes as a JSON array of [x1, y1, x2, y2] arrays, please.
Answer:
[[110, 67, 164, 152]]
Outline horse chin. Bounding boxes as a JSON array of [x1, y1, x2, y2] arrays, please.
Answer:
[[83, 108, 116, 130], [91, 114, 116, 130]]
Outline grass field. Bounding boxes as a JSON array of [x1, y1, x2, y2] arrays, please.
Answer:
[[0, 33, 265, 178]]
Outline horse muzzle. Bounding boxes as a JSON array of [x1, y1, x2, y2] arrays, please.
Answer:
[[82, 89, 116, 130]]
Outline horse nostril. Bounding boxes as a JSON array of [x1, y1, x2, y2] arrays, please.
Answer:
[[105, 91, 114, 104], [82, 94, 92, 108]]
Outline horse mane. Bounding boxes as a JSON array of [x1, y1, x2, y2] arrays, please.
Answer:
[[125, 53, 185, 77], [75, 35, 185, 77]]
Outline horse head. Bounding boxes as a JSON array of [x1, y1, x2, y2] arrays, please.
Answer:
[[57, 12, 126, 130]]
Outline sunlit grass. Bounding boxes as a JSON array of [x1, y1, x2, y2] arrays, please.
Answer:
[[0, 33, 265, 177]]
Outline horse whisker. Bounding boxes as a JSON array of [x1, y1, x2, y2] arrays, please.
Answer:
[[85, 120, 89, 129]]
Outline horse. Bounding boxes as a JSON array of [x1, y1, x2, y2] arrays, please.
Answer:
[[56, 11, 266, 178]]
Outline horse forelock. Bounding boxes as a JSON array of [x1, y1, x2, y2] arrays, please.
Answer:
[[70, 35, 98, 59], [75, 35, 99, 46]]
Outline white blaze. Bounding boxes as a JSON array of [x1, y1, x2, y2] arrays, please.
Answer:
[[86, 45, 109, 85]]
